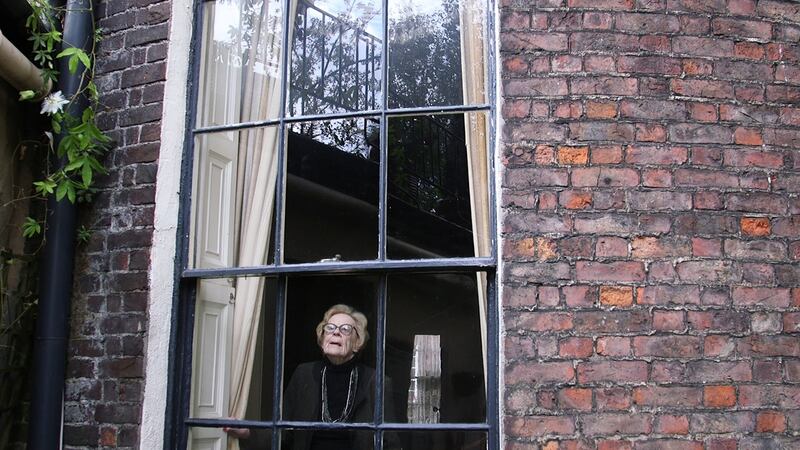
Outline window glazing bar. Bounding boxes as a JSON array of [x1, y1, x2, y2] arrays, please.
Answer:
[[191, 104, 493, 135], [182, 257, 496, 279], [185, 418, 491, 431]]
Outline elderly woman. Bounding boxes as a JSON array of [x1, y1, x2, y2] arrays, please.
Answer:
[[282, 304, 375, 450], [229, 304, 397, 450]]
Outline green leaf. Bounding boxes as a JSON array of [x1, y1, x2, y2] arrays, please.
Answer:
[[19, 90, 35, 101], [68, 54, 78, 74], [56, 47, 78, 58], [76, 50, 91, 71], [66, 183, 76, 203], [33, 179, 56, 195], [81, 163, 92, 187], [22, 217, 41, 238], [55, 181, 68, 201]]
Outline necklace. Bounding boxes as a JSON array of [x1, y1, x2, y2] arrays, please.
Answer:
[[321, 365, 358, 423]]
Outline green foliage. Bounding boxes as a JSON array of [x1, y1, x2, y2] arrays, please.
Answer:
[[21, 0, 109, 239]]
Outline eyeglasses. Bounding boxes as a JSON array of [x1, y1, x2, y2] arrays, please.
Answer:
[[323, 323, 358, 336]]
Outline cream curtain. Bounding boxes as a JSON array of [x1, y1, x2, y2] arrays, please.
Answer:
[[227, 0, 298, 442], [458, 0, 490, 386]]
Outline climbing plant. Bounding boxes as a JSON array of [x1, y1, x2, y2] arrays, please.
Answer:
[[0, 1, 109, 446], [20, 0, 110, 237]]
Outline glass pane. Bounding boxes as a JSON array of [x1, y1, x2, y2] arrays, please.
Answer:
[[281, 429, 374, 450], [388, 0, 487, 108], [288, 0, 384, 116], [283, 118, 380, 263], [189, 277, 278, 424], [384, 431, 486, 450], [387, 112, 489, 259], [386, 273, 487, 423], [283, 276, 379, 423], [190, 127, 278, 269], [196, 0, 287, 127]]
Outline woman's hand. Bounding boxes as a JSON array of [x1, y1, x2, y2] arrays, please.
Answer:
[[222, 418, 251, 440]]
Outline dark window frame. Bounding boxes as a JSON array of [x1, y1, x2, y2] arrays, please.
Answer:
[[166, 0, 499, 448]]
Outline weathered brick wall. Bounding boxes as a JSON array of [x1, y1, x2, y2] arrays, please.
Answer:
[[63, 0, 169, 448], [501, 0, 799, 448]]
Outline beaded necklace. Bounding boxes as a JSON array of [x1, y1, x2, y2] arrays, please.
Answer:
[[321, 365, 358, 423]]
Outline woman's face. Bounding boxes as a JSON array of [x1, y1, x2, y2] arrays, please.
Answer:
[[321, 313, 359, 364]]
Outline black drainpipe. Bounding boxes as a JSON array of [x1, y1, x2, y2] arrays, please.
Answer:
[[27, 0, 95, 448]]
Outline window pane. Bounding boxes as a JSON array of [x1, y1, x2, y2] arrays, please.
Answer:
[[188, 426, 274, 450], [388, 0, 487, 108], [281, 429, 374, 450], [288, 0, 384, 116], [386, 273, 487, 423], [189, 277, 278, 426], [282, 276, 379, 422], [190, 127, 278, 269], [384, 431, 486, 450], [387, 112, 490, 259], [196, 0, 287, 127], [283, 118, 380, 263]]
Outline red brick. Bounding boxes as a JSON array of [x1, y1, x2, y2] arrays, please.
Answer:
[[654, 415, 689, 434], [704, 335, 735, 357], [567, 0, 634, 9], [506, 361, 576, 385], [577, 261, 645, 282], [637, 285, 700, 305], [756, 411, 787, 432], [596, 388, 631, 411], [732, 287, 791, 307], [552, 55, 582, 72], [571, 77, 638, 95], [578, 361, 648, 384], [583, 413, 652, 436], [600, 286, 634, 306], [560, 191, 593, 209], [504, 78, 569, 97], [564, 286, 596, 307], [559, 337, 593, 358], [735, 41, 765, 59], [505, 416, 576, 438], [591, 145, 623, 164], [616, 13, 680, 33], [596, 236, 628, 257], [734, 127, 763, 145], [686, 361, 752, 382], [673, 36, 734, 58], [681, 59, 713, 76], [724, 149, 784, 169], [585, 55, 616, 72], [693, 192, 723, 210], [586, 101, 618, 119], [502, 33, 569, 52], [503, 57, 529, 75], [557, 146, 589, 165], [652, 310, 684, 331], [596, 337, 631, 357], [739, 385, 800, 408], [712, 18, 772, 42], [689, 102, 717, 122], [691, 238, 722, 257], [572, 167, 639, 187], [704, 385, 736, 407], [636, 123, 666, 142], [741, 217, 771, 236], [597, 440, 632, 450], [558, 388, 593, 411], [671, 79, 734, 99], [584, 12, 613, 30], [633, 336, 702, 358], [737, 335, 800, 357], [554, 101, 583, 119]]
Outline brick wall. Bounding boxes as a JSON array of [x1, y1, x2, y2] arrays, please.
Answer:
[[63, 0, 169, 448], [501, 1, 799, 449]]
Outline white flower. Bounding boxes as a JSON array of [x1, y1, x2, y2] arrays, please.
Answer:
[[40, 91, 69, 115]]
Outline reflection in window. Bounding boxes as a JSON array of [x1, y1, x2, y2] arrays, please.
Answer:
[[386, 273, 487, 426], [389, 0, 486, 108], [190, 127, 279, 269], [387, 112, 490, 258], [289, 0, 383, 116], [197, 0, 287, 127], [284, 118, 380, 263]]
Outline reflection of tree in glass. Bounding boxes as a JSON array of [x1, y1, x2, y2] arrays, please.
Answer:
[[290, 118, 379, 158], [388, 0, 463, 108], [289, 0, 382, 117]]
